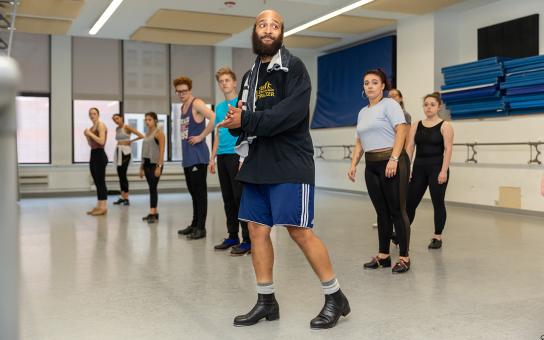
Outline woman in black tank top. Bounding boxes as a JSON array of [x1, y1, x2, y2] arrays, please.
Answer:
[[406, 92, 454, 249]]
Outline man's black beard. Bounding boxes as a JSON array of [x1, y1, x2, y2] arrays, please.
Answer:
[[252, 28, 283, 57]]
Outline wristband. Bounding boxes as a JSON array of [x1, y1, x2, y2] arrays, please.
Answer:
[[389, 155, 399, 162]]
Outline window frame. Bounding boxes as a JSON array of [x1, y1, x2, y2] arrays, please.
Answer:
[[16, 92, 52, 165]]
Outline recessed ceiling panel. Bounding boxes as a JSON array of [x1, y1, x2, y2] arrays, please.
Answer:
[[284, 35, 341, 49], [17, 0, 84, 19], [146, 9, 254, 34], [131, 27, 231, 46], [362, 0, 465, 14], [14, 16, 72, 35]]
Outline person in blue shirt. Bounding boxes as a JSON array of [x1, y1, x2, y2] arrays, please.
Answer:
[[210, 67, 251, 256]]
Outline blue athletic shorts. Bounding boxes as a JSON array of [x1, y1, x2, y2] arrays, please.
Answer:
[[239, 183, 314, 228]]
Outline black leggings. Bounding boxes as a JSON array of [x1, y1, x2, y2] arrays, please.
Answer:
[[217, 154, 249, 242], [143, 159, 161, 209], [90, 149, 108, 201], [365, 152, 410, 257], [117, 153, 131, 193], [184, 164, 208, 230], [406, 163, 449, 235]]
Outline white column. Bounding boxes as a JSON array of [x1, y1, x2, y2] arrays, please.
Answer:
[[0, 56, 21, 340], [213, 46, 233, 105], [50, 35, 73, 165]]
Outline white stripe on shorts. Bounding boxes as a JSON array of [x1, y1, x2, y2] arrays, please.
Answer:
[[300, 184, 309, 227], [300, 184, 305, 227]]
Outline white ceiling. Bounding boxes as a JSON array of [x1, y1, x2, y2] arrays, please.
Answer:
[[66, 0, 498, 52]]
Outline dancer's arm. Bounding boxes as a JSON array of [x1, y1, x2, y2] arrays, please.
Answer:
[[438, 121, 454, 184], [188, 99, 216, 145], [209, 125, 220, 174], [348, 138, 364, 182], [127, 125, 144, 144], [405, 122, 418, 161], [155, 130, 166, 178], [85, 122, 107, 146]]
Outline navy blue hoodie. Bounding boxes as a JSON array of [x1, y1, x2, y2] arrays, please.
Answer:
[[230, 47, 315, 185]]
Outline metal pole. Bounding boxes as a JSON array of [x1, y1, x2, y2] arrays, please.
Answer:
[[0, 56, 20, 340], [7, 1, 19, 57]]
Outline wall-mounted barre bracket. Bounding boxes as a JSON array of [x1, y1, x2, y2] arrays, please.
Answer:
[[343, 145, 352, 160], [315, 146, 324, 159], [528, 142, 542, 165], [465, 143, 478, 164]]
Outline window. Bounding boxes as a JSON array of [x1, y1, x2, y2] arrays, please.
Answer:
[[123, 113, 168, 162], [73, 100, 120, 163], [16, 96, 50, 164], [170, 103, 213, 162]]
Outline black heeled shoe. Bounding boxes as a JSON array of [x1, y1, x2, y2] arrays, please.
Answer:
[[364, 256, 391, 269], [177, 225, 194, 235], [113, 198, 127, 205], [310, 289, 350, 329], [392, 259, 411, 274], [187, 228, 206, 240], [233, 293, 280, 327], [147, 214, 159, 224], [428, 238, 442, 249], [142, 214, 153, 221]]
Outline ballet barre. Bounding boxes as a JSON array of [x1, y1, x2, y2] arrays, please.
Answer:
[[314, 145, 353, 160], [314, 141, 544, 165], [455, 142, 543, 165]]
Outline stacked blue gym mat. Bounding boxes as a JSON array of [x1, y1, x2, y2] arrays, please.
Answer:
[[502, 55, 544, 115], [440, 57, 509, 119]]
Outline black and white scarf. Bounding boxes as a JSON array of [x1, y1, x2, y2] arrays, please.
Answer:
[[235, 46, 291, 157]]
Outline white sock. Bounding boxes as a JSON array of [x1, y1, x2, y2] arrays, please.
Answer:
[[321, 278, 340, 295], [256, 282, 274, 295]]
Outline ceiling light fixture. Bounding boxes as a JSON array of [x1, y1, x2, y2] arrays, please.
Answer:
[[285, 0, 375, 37], [89, 0, 124, 35]]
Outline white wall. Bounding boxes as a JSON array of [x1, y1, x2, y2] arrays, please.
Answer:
[[312, 0, 544, 212]]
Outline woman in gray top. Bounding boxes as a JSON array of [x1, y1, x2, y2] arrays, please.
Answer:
[[140, 112, 166, 224], [112, 114, 144, 206], [347, 69, 411, 274]]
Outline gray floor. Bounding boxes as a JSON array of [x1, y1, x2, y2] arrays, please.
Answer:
[[20, 190, 544, 340]]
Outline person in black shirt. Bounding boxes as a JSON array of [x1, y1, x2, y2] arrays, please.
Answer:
[[406, 92, 454, 249], [221, 9, 349, 330]]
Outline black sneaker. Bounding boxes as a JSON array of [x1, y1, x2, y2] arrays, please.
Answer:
[[231, 242, 251, 256], [214, 238, 240, 250], [428, 238, 442, 249]]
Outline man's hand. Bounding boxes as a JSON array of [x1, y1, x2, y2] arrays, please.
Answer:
[[221, 104, 242, 129]]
